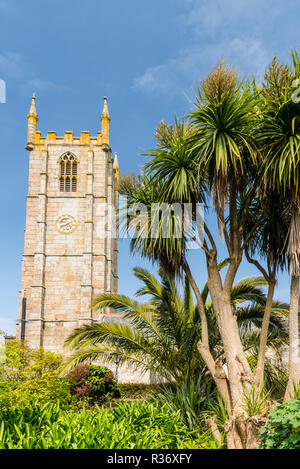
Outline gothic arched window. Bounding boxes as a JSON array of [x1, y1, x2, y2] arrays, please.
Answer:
[[59, 153, 78, 192]]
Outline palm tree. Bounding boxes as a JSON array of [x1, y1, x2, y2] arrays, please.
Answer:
[[114, 58, 296, 446], [64, 268, 204, 385], [118, 67, 275, 446], [259, 52, 300, 398], [64, 267, 288, 390], [118, 139, 216, 393], [189, 60, 258, 237], [141, 64, 263, 437]]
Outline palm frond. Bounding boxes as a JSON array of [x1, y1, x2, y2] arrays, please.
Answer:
[[230, 276, 268, 306]]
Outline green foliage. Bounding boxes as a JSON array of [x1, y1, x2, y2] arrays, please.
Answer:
[[260, 398, 300, 449], [206, 394, 229, 431], [0, 371, 73, 410], [65, 266, 287, 393], [260, 55, 300, 194], [0, 340, 30, 383], [0, 341, 69, 410], [292, 383, 300, 400], [258, 52, 300, 275], [66, 363, 120, 400], [0, 400, 213, 449], [0, 331, 5, 365], [245, 352, 288, 398], [0, 340, 62, 383], [87, 365, 120, 397], [64, 268, 205, 385], [155, 375, 216, 432], [25, 347, 62, 378], [242, 385, 269, 417]]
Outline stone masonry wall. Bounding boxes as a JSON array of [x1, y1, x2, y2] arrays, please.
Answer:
[[17, 129, 149, 383]]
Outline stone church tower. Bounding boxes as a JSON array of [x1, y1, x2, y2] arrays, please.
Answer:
[[17, 95, 119, 353]]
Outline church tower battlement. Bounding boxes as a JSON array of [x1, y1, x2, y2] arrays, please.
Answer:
[[17, 96, 119, 353]]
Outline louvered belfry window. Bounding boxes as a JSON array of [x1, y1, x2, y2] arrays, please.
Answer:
[[59, 153, 78, 192]]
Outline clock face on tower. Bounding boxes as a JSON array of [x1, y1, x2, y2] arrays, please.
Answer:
[[56, 214, 77, 234]]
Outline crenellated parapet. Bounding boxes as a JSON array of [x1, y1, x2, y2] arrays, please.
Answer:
[[33, 131, 107, 150], [26, 96, 111, 151]]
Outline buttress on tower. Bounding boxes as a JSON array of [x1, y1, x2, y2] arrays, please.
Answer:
[[17, 95, 119, 353]]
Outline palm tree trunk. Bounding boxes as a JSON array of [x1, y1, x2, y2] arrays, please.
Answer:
[[284, 274, 300, 400], [182, 263, 232, 410], [207, 259, 254, 396], [207, 260, 258, 449], [255, 280, 276, 392]]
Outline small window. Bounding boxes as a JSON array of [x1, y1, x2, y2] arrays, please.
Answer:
[[59, 153, 78, 192]]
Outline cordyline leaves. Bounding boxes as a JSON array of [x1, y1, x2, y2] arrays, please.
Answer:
[[118, 171, 190, 277], [189, 62, 259, 235], [145, 118, 205, 204], [259, 50, 300, 275]]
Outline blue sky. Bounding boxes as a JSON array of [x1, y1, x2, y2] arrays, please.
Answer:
[[0, 0, 298, 335]]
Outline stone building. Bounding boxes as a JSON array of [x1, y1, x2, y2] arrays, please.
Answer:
[[16, 95, 119, 353]]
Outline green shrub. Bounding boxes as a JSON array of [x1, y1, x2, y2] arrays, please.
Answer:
[[0, 371, 73, 410], [0, 342, 69, 410], [0, 340, 62, 383], [260, 398, 300, 449], [0, 400, 212, 449], [66, 364, 120, 400], [87, 365, 120, 397]]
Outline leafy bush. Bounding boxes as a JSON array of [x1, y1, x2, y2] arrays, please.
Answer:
[[0, 340, 62, 383], [260, 398, 300, 449], [0, 371, 73, 410], [0, 341, 70, 409], [66, 364, 120, 400], [25, 348, 62, 378], [65, 362, 90, 397], [0, 400, 212, 449], [0, 343, 119, 409]]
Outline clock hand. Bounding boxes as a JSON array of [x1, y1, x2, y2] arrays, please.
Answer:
[[61, 221, 72, 228]]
